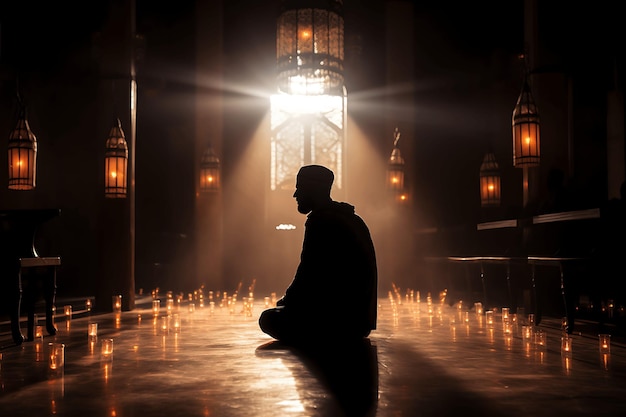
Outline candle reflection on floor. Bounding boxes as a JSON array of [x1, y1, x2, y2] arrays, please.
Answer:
[[2, 285, 626, 417]]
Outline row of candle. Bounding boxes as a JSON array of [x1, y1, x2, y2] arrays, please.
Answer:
[[388, 292, 615, 357], [464, 307, 612, 354], [47, 337, 113, 373], [45, 300, 114, 373], [42, 285, 274, 376]]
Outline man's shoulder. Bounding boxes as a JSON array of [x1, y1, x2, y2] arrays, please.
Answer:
[[311, 201, 354, 217], [309, 206, 372, 237]]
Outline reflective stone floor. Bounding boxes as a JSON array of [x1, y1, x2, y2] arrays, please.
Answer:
[[1, 292, 626, 417]]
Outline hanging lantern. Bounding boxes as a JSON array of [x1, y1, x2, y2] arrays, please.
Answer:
[[276, 0, 344, 97], [104, 119, 128, 198], [8, 106, 37, 190], [479, 151, 501, 207], [512, 78, 540, 167], [387, 127, 405, 192], [200, 145, 220, 193]]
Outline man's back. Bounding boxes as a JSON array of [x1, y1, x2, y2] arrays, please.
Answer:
[[285, 201, 377, 335], [259, 165, 378, 344]]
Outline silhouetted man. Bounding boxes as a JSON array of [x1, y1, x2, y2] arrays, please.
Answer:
[[259, 165, 378, 345]]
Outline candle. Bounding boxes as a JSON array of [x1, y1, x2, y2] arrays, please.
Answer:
[[522, 325, 532, 340], [599, 334, 611, 354], [48, 343, 65, 371], [561, 336, 572, 357], [85, 299, 92, 311], [35, 325, 44, 340], [152, 299, 161, 316], [535, 329, 546, 348], [166, 298, 174, 314], [474, 302, 483, 315], [501, 307, 509, 323], [485, 310, 494, 325], [101, 338, 114, 359], [112, 295, 122, 313], [172, 313, 181, 332], [88, 322, 98, 338], [64, 305, 72, 320], [161, 316, 169, 334]]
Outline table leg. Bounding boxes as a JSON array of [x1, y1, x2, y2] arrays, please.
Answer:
[[43, 267, 57, 335], [9, 274, 24, 345]]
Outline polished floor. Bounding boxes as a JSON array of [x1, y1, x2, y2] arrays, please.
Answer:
[[1, 291, 626, 417]]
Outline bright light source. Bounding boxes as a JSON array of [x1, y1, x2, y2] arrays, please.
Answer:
[[276, 224, 297, 231]]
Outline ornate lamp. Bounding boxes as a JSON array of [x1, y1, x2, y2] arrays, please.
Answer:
[[512, 78, 540, 168], [104, 119, 128, 198], [8, 105, 37, 190], [479, 151, 501, 207], [512, 73, 540, 207], [276, 0, 345, 97], [387, 127, 405, 192], [200, 145, 220, 193], [270, 0, 346, 191]]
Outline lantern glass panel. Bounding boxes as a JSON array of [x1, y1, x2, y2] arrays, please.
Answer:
[[104, 120, 128, 198], [8, 114, 37, 190], [479, 152, 501, 207], [480, 174, 501, 207], [105, 155, 128, 198], [387, 167, 404, 191], [200, 147, 220, 193], [512, 80, 541, 167]]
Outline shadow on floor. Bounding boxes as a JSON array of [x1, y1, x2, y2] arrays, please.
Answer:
[[256, 338, 379, 417]]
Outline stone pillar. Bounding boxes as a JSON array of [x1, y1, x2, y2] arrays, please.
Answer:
[[194, 0, 224, 291], [95, 0, 136, 311]]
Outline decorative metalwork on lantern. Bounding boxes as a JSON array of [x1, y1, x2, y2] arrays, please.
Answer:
[[200, 145, 220, 193], [512, 79, 540, 167], [276, 0, 344, 97], [479, 151, 501, 207], [270, 0, 346, 191], [104, 119, 128, 198], [387, 127, 405, 192], [8, 106, 37, 190]]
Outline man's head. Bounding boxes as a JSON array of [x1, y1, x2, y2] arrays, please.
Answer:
[[293, 165, 334, 214]]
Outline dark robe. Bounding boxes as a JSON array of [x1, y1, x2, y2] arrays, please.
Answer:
[[260, 201, 377, 343]]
